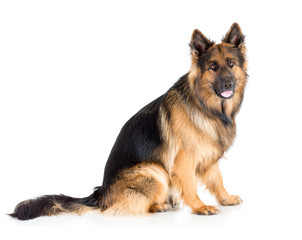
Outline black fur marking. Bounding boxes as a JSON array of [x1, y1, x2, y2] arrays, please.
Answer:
[[210, 109, 231, 126], [222, 23, 245, 47], [170, 73, 192, 103], [227, 47, 245, 68], [216, 131, 225, 149], [230, 94, 244, 119], [102, 96, 164, 189], [220, 100, 232, 126], [9, 194, 96, 220], [190, 30, 215, 56], [172, 73, 188, 94], [217, 44, 222, 53], [82, 186, 106, 208], [9, 196, 55, 220], [198, 48, 215, 70]]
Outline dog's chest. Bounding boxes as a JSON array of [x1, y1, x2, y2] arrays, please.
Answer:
[[192, 133, 224, 169], [188, 114, 235, 166]]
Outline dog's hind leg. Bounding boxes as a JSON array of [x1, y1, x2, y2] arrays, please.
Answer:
[[102, 163, 169, 216]]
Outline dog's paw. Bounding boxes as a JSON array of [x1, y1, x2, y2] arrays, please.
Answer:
[[220, 195, 242, 206], [149, 202, 176, 213], [193, 205, 220, 215]]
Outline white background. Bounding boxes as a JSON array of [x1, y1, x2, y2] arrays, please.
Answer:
[[1, 0, 302, 239]]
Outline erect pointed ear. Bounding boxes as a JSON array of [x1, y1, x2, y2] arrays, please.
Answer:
[[222, 23, 245, 47], [190, 29, 214, 57]]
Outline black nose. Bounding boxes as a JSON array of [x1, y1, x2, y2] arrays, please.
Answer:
[[222, 79, 234, 90]]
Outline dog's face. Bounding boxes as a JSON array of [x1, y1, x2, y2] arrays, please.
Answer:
[[189, 23, 247, 116]]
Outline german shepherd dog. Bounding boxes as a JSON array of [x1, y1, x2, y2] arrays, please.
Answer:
[[10, 23, 247, 220]]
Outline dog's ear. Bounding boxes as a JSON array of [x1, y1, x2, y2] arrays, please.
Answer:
[[222, 23, 245, 47], [190, 29, 214, 57]]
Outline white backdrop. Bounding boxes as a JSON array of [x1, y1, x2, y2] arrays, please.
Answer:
[[1, 0, 302, 239]]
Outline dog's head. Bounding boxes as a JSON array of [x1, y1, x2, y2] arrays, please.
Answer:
[[189, 23, 248, 119]]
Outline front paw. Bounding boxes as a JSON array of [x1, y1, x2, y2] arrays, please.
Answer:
[[193, 205, 220, 215], [220, 195, 242, 206]]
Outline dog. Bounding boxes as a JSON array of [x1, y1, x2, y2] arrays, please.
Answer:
[[10, 23, 247, 220]]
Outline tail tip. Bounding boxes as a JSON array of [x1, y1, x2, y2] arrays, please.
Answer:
[[8, 200, 38, 221], [8, 212, 27, 220]]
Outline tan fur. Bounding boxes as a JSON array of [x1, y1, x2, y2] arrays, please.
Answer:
[[102, 163, 169, 215], [50, 200, 95, 217], [51, 201, 64, 215]]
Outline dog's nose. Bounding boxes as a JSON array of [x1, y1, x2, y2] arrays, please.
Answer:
[[222, 79, 234, 90]]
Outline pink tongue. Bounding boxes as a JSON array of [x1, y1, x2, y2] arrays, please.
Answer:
[[221, 90, 233, 98]]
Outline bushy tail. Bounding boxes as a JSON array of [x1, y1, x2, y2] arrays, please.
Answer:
[[9, 187, 104, 220]]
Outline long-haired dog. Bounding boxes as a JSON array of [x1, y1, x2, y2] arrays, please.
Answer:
[[10, 23, 247, 220]]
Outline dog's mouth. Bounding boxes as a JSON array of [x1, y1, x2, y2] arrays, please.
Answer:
[[220, 90, 233, 98], [215, 89, 234, 99]]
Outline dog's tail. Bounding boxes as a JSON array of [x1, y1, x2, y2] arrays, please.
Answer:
[[9, 186, 105, 220]]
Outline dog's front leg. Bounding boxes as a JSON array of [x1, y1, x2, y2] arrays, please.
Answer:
[[201, 162, 242, 206], [171, 151, 220, 215]]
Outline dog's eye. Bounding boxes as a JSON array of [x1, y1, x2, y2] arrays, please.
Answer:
[[227, 60, 234, 68], [209, 63, 218, 71]]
